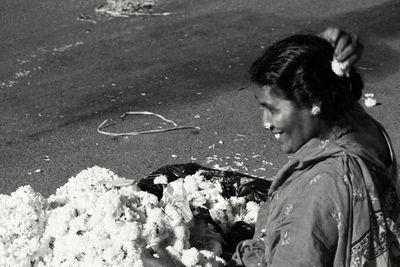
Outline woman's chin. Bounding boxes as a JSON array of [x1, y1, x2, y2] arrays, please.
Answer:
[[280, 141, 297, 154], [280, 144, 292, 154]]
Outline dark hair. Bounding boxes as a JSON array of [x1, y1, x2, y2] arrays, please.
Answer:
[[250, 34, 363, 122]]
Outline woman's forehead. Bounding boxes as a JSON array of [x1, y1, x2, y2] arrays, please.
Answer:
[[255, 85, 285, 100]]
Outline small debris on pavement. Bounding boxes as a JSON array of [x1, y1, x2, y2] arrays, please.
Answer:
[[364, 93, 377, 107], [77, 13, 97, 24], [364, 98, 377, 107]]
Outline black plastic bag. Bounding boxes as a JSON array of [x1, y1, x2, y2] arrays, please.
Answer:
[[137, 163, 272, 253], [137, 163, 271, 202]]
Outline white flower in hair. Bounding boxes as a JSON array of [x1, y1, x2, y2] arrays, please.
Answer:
[[331, 58, 349, 77]]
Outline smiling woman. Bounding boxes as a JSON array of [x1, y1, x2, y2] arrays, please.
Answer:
[[139, 28, 400, 267], [250, 34, 364, 154], [226, 31, 400, 266]]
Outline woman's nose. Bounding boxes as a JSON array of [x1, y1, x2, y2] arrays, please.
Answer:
[[262, 111, 273, 131], [264, 122, 273, 131]]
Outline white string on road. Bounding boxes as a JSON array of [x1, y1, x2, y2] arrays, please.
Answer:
[[97, 111, 200, 137]]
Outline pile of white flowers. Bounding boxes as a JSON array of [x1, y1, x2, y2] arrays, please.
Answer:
[[0, 186, 48, 266], [0, 166, 260, 267], [96, 0, 157, 17], [174, 173, 259, 232]]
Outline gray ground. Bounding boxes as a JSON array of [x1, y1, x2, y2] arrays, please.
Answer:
[[1, 0, 399, 197]]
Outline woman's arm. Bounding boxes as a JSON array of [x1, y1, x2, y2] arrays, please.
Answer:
[[141, 245, 180, 267]]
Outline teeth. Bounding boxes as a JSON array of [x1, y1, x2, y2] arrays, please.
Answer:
[[274, 133, 281, 139]]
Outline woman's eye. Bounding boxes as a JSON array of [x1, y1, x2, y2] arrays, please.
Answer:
[[261, 104, 277, 114]]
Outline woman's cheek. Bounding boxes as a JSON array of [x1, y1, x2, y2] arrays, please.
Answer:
[[272, 113, 284, 129], [262, 110, 272, 126]]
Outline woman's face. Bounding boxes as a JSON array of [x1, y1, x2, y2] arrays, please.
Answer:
[[254, 85, 324, 154]]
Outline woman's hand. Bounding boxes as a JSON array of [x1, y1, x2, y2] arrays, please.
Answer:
[[142, 244, 181, 267], [320, 27, 364, 71]]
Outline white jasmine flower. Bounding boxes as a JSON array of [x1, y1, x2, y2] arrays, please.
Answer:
[[365, 93, 374, 98], [244, 201, 260, 224], [331, 58, 349, 77], [181, 247, 200, 267], [164, 204, 183, 227], [364, 97, 377, 107], [183, 174, 201, 193], [171, 225, 189, 252], [154, 175, 168, 184], [229, 196, 246, 206]]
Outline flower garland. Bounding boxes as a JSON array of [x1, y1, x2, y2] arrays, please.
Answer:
[[0, 166, 259, 266]]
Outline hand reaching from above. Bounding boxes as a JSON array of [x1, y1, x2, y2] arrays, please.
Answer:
[[142, 244, 181, 267], [320, 27, 364, 72]]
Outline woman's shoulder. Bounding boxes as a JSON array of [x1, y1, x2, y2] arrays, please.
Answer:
[[294, 139, 394, 203], [288, 150, 363, 198], [339, 104, 393, 168], [276, 157, 350, 205]]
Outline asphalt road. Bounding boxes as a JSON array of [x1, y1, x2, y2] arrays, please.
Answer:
[[1, 0, 399, 196]]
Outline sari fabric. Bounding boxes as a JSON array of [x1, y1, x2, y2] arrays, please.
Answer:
[[230, 108, 400, 266]]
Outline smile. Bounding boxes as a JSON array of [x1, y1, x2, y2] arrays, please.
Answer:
[[273, 131, 283, 140]]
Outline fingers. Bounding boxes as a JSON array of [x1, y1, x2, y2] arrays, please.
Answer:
[[239, 240, 252, 253], [142, 247, 166, 267], [151, 245, 167, 257], [142, 248, 159, 267], [148, 243, 171, 260], [346, 54, 361, 69], [320, 27, 341, 46], [335, 34, 362, 62], [336, 38, 355, 61], [334, 33, 352, 59], [321, 27, 363, 71]]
